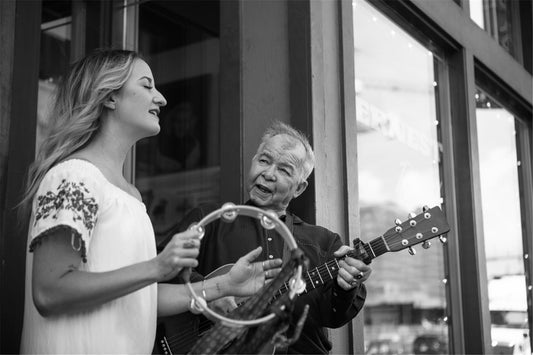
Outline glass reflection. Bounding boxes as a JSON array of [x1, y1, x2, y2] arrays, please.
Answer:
[[353, 1, 448, 354], [475, 90, 531, 355], [469, 0, 518, 57], [134, 1, 220, 245], [36, 0, 72, 154]]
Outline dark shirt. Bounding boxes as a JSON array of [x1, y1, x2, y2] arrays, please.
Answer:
[[168, 201, 366, 354]]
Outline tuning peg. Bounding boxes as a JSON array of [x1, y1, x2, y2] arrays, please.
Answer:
[[408, 212, 416, 219], [394, 218, 403, 232], [422, 241, 431, 249], [408, 247, 416, 255], [439, 236, 447, 244], [422, 205, 429, 212]]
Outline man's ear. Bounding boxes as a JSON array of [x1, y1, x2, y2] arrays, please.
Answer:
[[103, 95, 116, 110], [293, 180, 308, 199]]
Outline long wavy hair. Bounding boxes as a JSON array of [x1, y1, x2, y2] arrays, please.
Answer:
[[18, 49, 140, 222]]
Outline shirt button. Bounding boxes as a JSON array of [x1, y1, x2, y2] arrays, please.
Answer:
[[267, 237, 272, 241], [332, 307, 337, 312], [269, 255, 274, 259], [333, 291, 337, 297]]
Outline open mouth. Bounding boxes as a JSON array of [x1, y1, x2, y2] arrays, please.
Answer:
[[148, 109, 159, 117], [256, 184, 272, 194]]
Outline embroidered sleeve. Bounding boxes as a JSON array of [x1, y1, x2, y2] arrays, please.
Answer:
[[29, 170, 100, 263]]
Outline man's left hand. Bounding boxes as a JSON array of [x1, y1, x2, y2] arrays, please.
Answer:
[[334, 245, 372, 291]]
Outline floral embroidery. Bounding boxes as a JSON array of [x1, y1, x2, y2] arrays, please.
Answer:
[[34, 178, 98, 230]]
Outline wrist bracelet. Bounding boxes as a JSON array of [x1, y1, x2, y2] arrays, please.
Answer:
[[202, 279, 207, 300]]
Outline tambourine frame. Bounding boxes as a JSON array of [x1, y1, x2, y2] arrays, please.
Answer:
[[185, 203, 304, 328]]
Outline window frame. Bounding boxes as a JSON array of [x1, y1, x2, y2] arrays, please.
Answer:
[[475, 63, 533, 346], [344, 0, 532, 353]]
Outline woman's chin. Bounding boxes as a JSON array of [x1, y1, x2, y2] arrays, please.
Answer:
[[141, 125, 161, 139]]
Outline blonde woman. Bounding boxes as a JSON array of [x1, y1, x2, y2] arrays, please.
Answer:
[[19, 49, 281, 354]]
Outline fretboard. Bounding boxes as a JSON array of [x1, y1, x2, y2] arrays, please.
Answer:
[[271, 235, 388, 299]]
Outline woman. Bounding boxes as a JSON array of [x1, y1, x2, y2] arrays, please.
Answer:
[[19, 49, 280, 354]]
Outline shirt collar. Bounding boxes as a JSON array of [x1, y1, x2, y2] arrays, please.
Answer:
[[244, 200, 303, 224]]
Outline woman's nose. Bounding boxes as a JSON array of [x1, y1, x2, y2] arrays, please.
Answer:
[[154, 89, 167, 107]]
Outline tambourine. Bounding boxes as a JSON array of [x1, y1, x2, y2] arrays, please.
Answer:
[[185, 202, 305, 328]]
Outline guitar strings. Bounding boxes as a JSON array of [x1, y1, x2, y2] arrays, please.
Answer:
[[306, 226, 437, 287], [165, 263, 339, 350], [164, 316, 217, 350]]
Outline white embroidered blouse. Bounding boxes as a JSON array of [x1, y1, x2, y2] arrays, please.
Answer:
[[20, 159, 157, 354]]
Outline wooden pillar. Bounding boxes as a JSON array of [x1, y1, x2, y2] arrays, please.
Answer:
[[0, 0, 42, 353]]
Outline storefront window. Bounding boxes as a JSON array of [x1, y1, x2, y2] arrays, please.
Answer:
[[36, 0, 72, 153], [469, 0, 519, 58], [132, 1, 220, 245], [353, 1, 448, 354], [475, 89, 531, 355]]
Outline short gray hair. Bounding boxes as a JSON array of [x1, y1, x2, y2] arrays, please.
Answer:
[[260, 121, 315, 181]]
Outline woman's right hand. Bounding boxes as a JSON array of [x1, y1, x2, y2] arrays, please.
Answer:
[[224, 247, 282, 297], [154, 229, 200, 282]]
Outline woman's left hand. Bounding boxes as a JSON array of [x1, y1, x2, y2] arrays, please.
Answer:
[[225, 247, 282, 297]]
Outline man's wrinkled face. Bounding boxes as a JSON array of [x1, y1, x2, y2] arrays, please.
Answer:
[[247, 134, 308, 215]]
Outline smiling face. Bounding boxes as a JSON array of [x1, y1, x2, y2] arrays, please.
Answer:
[[111, 59, 167, 140], [247, 134, 309, 215]]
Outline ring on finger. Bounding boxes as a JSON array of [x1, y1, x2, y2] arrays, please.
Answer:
[[355, 271, 364, 280], [262, 261, 266, 270]]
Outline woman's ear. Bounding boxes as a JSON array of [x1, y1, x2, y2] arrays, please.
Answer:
[[103, 96, 116, 110]]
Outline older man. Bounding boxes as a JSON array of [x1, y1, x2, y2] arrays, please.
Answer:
[[170, 122, 371, 354]]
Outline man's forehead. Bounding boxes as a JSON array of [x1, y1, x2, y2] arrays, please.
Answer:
[[260, 135, 306, 165]]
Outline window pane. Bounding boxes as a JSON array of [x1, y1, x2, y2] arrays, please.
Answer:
[[37, 0, 72, 154], [475, 89, 531, 355], [353, 1, 448, 354], [134, 1, 220, 245], [469, 0, 518, 57]]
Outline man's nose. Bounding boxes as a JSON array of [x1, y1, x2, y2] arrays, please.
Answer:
[[262, 165, 277, 181]]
